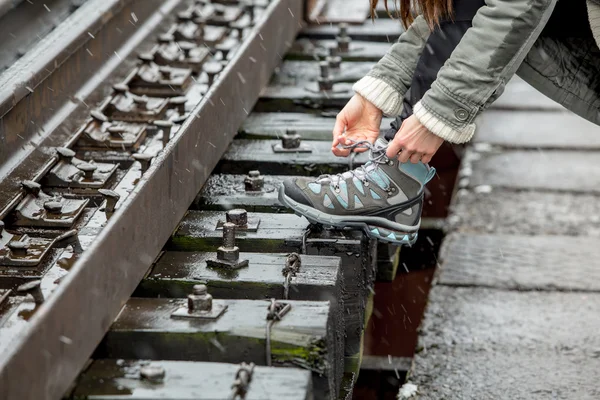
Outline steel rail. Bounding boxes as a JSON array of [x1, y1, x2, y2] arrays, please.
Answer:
[[0, 0, 303, 398], [0, 0, 160, 219]]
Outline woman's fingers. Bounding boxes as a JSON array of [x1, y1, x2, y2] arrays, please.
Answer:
[[410, 152, 423, 164], [385, 134, 403, 158], [398, 149, 412, 163], [421, 154, 433, 164]]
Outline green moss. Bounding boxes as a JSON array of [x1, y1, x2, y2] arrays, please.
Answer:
[[272, 338, 327, 374]]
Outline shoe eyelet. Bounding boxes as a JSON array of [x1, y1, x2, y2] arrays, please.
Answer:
[[363, 180, 369, 187], [388, 160, 394, 166]]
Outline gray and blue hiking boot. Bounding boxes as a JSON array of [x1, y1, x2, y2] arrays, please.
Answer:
[[279, 138, 435, 246]]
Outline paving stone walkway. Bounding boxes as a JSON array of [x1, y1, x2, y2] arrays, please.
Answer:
[[405, 79, 600, 399]]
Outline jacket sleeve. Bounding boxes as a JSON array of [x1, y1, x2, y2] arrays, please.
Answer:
[[352, 16, 431, 116], [415, 0, 558, 143]]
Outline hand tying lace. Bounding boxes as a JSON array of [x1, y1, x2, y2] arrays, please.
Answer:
[[316, 139, 391, 191]]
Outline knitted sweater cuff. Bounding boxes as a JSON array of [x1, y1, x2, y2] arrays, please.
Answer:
[[413, 101, 476, 144], [352, 76, 404, 116]]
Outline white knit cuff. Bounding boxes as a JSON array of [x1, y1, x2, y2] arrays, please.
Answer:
[[413, 101, 476, 144], [352, 76, 404, 117]]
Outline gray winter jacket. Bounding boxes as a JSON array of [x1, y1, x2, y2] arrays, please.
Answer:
[[354, 0, 600, 143]]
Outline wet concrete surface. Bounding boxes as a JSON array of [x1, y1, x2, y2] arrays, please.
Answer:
[[412, 286, 600, 400], [450, 190, 600, 237], [468, 150, 600, 193], [438, 233, 600, 291]]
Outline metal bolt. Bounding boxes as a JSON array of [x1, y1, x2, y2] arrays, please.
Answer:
[[107, 125, 127, 139], [132, 94, 149, 108], [319, 61, 330, 79], [44, 201, 63, 214], [226, 209, 248, 227], [77, 163, 97, 180], [327, 46, 342, 70], [153, 120, 174, 148], [56, 147, 76, 163], [98, 189, 120, 213], [214, 4, 225, 16], [243, 0, 254, 21], [169, 96, 187, 114], [138, 53, 155, 64], [188, 284, 212, 312], [222, 222, 237, 249], [230, 19, 249, 38], [318, 61, 333, 91], [90, 109, 109, 122], [244, 170, 264, 192], [22, 180, 41, 197], [8, 240, 30, 256], [336, 23, 351, 53], [216, 222, 242, 262], [158, 33, 174, 43], [281, 132, 301, 149], [204, 61, 222, 86], [178, 41, 196, 57], [132, 153, 153, 173], [140, 365, 166, 382], [17, 280, 44, 304]]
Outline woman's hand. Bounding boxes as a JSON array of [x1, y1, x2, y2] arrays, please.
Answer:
[[386, 115, 444, 164], [332, 94, 383, 157]]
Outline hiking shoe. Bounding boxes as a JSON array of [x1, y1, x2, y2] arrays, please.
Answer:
[[279, 138, 435, 246]]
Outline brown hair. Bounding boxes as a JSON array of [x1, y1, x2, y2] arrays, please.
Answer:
[[370, 0, 453, 29]]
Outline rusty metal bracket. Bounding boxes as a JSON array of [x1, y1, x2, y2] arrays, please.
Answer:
[[13, 181, 89, 228], [123, 63, 193, 98], [98, 90, 169, 123], [75, 117, 147, 151], [41, 148, 118, 191]]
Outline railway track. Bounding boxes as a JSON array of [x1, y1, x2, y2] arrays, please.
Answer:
[[0, 1, 454, 399]]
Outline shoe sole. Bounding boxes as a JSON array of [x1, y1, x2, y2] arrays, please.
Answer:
[[278, 186, 419, 246]]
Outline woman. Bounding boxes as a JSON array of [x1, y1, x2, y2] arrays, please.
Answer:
[[280, 0, 600, 246]]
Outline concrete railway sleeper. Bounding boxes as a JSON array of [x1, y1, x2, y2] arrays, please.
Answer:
[[0, 2, 441, 399]]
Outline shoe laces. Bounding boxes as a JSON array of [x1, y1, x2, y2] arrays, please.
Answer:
[[315, 139, 390, 190]]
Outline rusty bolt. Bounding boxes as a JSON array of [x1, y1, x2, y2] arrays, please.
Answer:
[[132, 153, 153, 173], [22, 180, 41, 197], [153, 120, 174, 149], [107, 125, 127, 139], [244, 170, 264, 192], [203, 61, 222, 86], [132, 94, 149, 108], [138, 53, 155, 64], [77, 163, 97, 180], [140, 365, 166, 382], [158, 33, 174, 43], [213, 4, 226, 16], [98, 189, 120, 213], [336, 23, 351, 53], [188, 284, 212, 312], [226, 209, 248, 227], [327, 46, 342, 70], [282, 132, 301, 149], [17, 280, 44, 304], [169, 96, 187, 114], [56, 147, 76, 163], [178, 41, 196, 57], [319, 61, 330, 79], [90, 109, 109, 122], [243, 0, 254, 21], [44, 201, 63, 214], [217, 222, 240, 261], [8, 240, 30, 256]]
